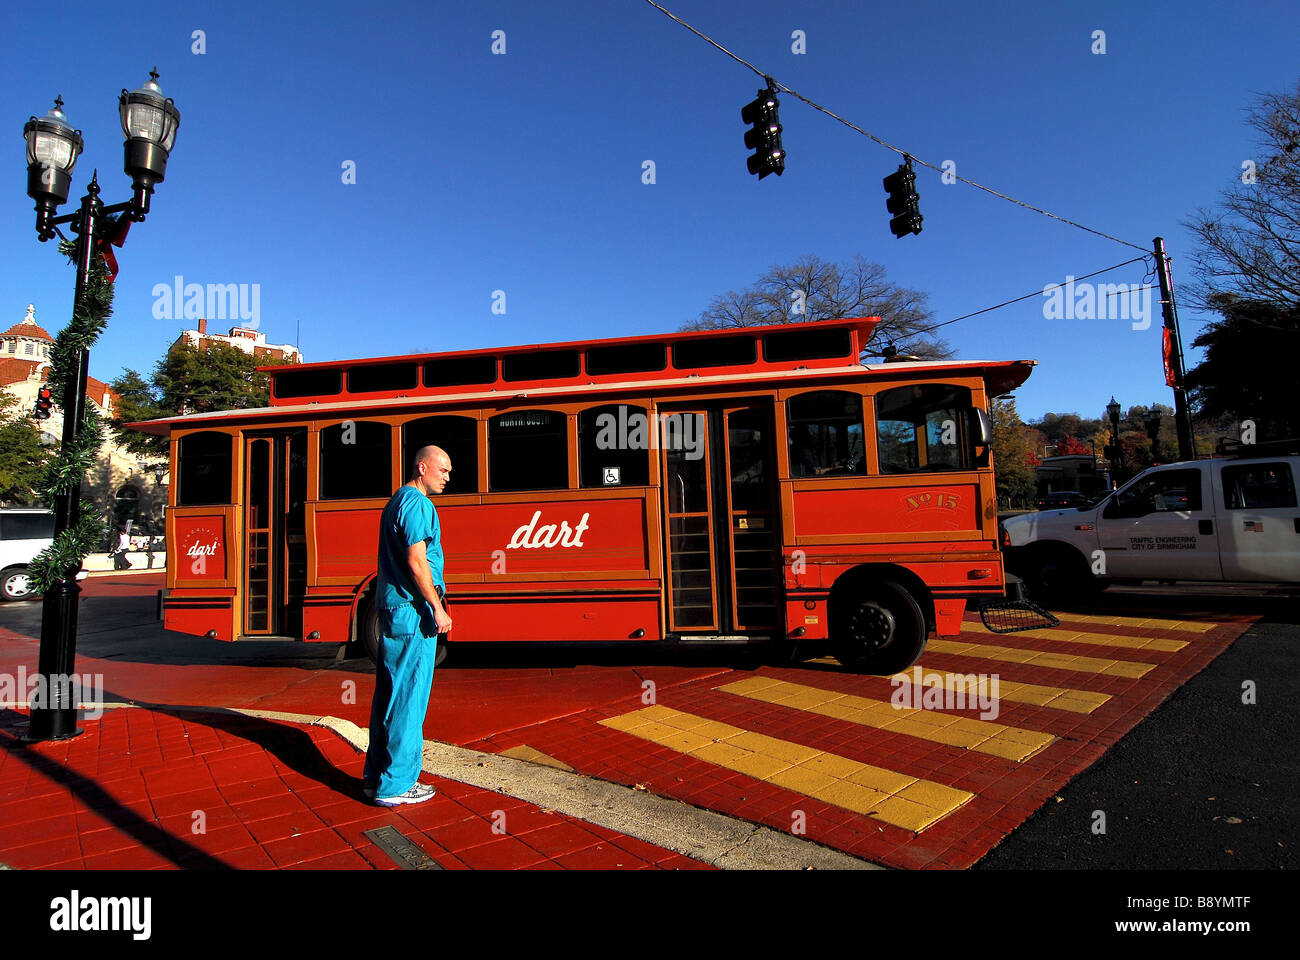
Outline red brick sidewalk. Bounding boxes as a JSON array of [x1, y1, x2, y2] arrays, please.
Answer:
[[0, 707, 709, 870]]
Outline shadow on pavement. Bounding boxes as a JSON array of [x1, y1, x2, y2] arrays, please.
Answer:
[[2, 700, 365, 869], [1, 707, 231, 869]]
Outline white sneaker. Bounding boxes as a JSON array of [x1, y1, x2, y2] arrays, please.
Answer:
[[374, 782, 437, 806]]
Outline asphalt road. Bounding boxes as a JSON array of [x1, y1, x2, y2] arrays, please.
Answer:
[[976, 587, 1299, 869]]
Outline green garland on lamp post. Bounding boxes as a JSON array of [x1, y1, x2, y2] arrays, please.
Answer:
[[26, 239, 112, 594]]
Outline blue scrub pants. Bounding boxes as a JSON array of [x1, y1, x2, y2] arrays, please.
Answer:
[[363, 602, 439, 797]]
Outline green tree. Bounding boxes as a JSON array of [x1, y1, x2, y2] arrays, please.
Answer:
[[1183, 295, 1300, 442], [111, 341, 296, 459], [109, 368, 166, 459], [0, 392, 53, 505], [989, 397, 1037, 509], [681, 254, 954, 359]]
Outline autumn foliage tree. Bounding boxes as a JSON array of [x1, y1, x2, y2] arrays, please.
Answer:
[[989, 397, 1037, 509]]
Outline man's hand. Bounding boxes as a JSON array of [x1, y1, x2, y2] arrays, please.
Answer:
[[408, 540, 451, 635]]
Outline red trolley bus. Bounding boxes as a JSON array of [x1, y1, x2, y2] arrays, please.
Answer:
[[134, 316, 1033, 674]]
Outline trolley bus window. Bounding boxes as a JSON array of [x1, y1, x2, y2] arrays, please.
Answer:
[[579, 405, 650, 487], [177, 431, 234, 505], [347, 362, 418, 394], [786, 391, 865, 477], [424, 355, 497, 388], [403, 415, 479, 493], [585, 343, 667, 376], [763, 327, 852, 362], [489, 410, 568, 491], [501, 350, 581, 383], [672, 335, 755, 370], [876, 384, 973, 474], [273, 367, 342, 400], [319, 421, 393, 499]]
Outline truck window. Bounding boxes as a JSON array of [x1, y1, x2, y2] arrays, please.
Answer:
[[1104, 468, 1202, 519], [1221, 462, 1297, 509]]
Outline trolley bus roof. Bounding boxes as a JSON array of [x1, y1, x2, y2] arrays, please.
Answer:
[[128, 353, 1036, 435]]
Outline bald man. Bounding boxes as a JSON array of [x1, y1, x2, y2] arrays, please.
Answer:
[[363, 445, 454, 806]]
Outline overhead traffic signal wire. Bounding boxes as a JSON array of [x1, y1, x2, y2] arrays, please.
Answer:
[[641, 0, 1151, 255]]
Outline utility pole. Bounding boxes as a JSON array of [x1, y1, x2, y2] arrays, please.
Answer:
[[1152, 237, 1196, 461]]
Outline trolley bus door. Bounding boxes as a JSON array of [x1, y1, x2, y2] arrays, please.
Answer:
[[243, 429, 307, 637], [662, 402, 779, 635]]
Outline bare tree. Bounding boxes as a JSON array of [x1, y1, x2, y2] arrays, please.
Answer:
[[681, 254, 953, 359], [1184, 81, 1300, 309]]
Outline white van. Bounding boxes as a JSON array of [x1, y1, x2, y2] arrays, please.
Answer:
[[0, 508, 56, 601], [1001, 443, 1299, 599]]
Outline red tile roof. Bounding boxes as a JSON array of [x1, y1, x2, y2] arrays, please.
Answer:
[[1, 322, 53, 340], [0, 357, 39, 387], [86, 376, 119, 409]]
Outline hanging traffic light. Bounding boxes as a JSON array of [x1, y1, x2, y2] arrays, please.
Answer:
[[742, 79, 784, 179], [883, 157, 923, 237], [34, 386, 53, 419]]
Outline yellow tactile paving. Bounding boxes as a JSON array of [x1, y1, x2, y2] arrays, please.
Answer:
[[927, 638, 1156, 678], [716, 678, 1055, 761], [959, 622, 1187, 652], [806, 658, 1113, 713], [598, 705, 974, 832], [1050, 613, 1217, 633]]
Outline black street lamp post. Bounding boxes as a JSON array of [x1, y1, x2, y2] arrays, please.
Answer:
[[1106, 396, 1122, 483], [1143, 407, 1163, 463], [22, 71, 179, 742]]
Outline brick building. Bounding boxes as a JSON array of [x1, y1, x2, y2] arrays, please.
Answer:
[[169, 318, 302, 362]]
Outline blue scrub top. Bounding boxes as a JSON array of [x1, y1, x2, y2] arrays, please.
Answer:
[[376, 485, 444, 609]]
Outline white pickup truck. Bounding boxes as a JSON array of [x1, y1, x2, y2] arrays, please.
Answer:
[[1001, 445, 1299, 600]]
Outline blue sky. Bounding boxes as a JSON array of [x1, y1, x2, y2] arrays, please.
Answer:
[[4, 0, 1296, 422]]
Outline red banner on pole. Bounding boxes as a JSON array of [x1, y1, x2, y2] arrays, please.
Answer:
[[1162, 326, 1177, 387]]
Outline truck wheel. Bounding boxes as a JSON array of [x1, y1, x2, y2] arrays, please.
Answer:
[[1022, 546, 1103, 604], [832, 580, 927, 675]]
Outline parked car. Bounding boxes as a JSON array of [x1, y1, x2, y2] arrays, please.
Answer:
[[0, 508, 92, 601], [1002, 445, 1300, 601], [1034, 490, 1092, 510], [1, 508, 56, 601]]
